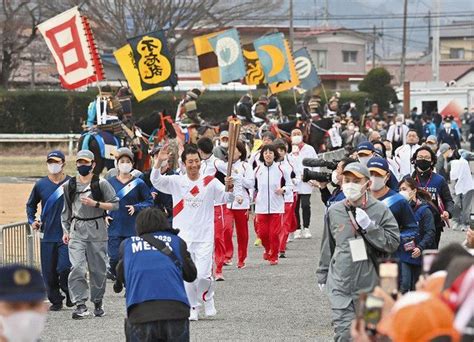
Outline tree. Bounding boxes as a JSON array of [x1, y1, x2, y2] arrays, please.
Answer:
[[45, 0, 282, 56], [0, 1, 43, 89], [358, 67, 397, 111]]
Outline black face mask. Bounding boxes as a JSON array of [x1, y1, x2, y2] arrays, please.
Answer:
[[77, 164, 93, 176], [415, 159, 432, 172]]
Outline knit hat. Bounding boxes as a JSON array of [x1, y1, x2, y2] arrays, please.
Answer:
[[377, 291, 460, 342]]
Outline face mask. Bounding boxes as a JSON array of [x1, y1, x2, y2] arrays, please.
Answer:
[[354, 127, 360, 132], [118, 163, 132, 174], [358, 156, 371, 166], [347, 125, 355, 131], [444, 123, 451, 130], [342, 182, 367, 202], [396, 121, 403, 126], [0, 311, 46, 342], [415, 159, 432, 172], [47, 163, 62, 174], [291, 135, 303, 145], [370, 175, 386, 191], [331, 170, 339, 185], [221, 142, 229, 148], [399, 190, 413, 202], [77, 164, 93, 176]]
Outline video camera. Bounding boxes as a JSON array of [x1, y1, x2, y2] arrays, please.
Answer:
[[302, 158, 339, 170], [302, 168, 332, 183]]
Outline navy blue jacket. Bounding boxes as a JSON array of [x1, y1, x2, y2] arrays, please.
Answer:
[[437, 128, 461, 149]]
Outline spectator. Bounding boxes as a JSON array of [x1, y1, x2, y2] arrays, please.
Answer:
[[394, 129, 420, 177], [438, 117, 461, 149], [386, 114, 409, 151], [213, 130, 229, 161], [435, 143, 452, 180], [424, 135, 438, 153], [114, 208, 197, 342], [341, 122, 367, 148], [319, 157, 356, 208], [450, 154, 474, 231], [423, 115, 437, 138]]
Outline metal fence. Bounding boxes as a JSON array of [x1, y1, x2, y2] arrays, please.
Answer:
[[0, 221, 41, 267], [0, 133, 81, 156]]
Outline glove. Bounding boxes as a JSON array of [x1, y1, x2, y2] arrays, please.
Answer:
[[355, 207, 372, 230], [318, 283, 325, 292]]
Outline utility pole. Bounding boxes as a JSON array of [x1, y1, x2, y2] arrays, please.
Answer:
[[323, 0, 329, 27], [289, 0, 294, 51], [372, 25, 376, 68], [427, 11, 432, 53], [432, 0, 440, 81], [399, 0, 408, 86]]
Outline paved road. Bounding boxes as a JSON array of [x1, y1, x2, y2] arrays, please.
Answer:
[[41, 191, 468, 342]]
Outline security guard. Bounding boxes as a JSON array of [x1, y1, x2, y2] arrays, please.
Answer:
[[26, 150, 72, 311], [0, 264, 48, 342], [62, 150, 119, 319], [114, 208, 197, 342], [316, 162, 400, 342]]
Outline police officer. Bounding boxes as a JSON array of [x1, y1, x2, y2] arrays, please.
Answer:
[[26, 150, 72, 311], [114, 208, 197, 342], [317, 162, 400, 341], [61, 150, 119, 319], [0, 265, 48, 342]]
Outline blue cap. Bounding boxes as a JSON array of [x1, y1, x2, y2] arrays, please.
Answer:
[[47, 150, 65, 162], [0, 264, 46, 302], [367, 157, 389, 175], [356, 141, 375, 154]]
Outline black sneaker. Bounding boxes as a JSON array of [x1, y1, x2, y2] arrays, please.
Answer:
[[65, 294, 75, 308], [49, 303, 63, 311], [279, 252, 286, 258], [72, 304, 89, 319], [94, 301, 105, 317], [106, 270, 116, 281]]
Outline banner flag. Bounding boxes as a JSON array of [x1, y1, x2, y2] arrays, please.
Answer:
[[293, 47, 321, 91], [253, 33, 291, 84]]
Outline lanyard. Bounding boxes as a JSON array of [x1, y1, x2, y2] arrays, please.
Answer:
[[416, 172, 432, 191]]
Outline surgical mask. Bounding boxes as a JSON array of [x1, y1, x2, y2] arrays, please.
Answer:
[[399, 190, 413, 202], [118, 163, 132, 174], [331, 170, 339, 185], [291, 135, 303, 145], [444, 123, 451, 130], [358, 156, 371, 166], [396, 121, 403, 126], [77, 164, 93, 176], [221, 141, 229, 148], [47, 163, 62, 174], [370, 175, 386, 191], [0, 311, 46, 342], [342, 182, 367, 201], [415, 159, 432, 172]]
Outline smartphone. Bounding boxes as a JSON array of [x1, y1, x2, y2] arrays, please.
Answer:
[[379, 262, 398, 296], [355, 293, 368, 331], [422, 249, 439, 274], [364, 294, 384, 328]]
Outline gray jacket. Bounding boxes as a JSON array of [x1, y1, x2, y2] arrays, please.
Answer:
[[61, 178, 119, 241], [316, 195, 400, 309]]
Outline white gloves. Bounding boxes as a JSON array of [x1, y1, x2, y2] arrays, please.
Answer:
[[355, 208, 372, 230]]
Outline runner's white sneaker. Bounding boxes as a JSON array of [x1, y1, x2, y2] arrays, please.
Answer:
[[302, 228, 312, 239], [189, 307, 199, 321], [204, 298, 217, 317], [287, 232, 294, 242], [293, 230, 302, 239]]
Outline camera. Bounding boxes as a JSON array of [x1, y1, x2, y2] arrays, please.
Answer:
[[302, 168, 332, 183], [302, 158, 339, 170]]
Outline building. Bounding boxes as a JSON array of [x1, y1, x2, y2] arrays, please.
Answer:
[[437, 21, 474, 62]]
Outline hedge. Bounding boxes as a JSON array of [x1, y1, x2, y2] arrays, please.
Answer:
[[0, 89, 369, 133]]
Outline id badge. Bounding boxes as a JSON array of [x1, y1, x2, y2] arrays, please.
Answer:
[[349, 238, 368, 262]]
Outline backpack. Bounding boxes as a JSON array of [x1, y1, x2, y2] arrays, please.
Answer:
[[68, 175, 104, 203]]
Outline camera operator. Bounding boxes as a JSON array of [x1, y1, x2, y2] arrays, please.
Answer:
[[317, 157, 357, 208]]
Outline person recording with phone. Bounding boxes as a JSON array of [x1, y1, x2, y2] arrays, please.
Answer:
[[317, 162, 399, 342]]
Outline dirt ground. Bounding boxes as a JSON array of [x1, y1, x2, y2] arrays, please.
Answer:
[[0, 183, 35, 225]]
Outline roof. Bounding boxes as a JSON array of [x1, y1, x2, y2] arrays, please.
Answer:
[[383, 63, 473, 84], [439, 21, 474, 39]]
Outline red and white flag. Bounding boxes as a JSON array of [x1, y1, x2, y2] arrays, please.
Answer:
[[38, 7, 104, 89]]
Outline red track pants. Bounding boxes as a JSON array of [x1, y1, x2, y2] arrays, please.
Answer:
[[214, 204, 226, 274], [256, 213, 282, 262], [279, 201, 297, 253], [224, 208, 249, 265]]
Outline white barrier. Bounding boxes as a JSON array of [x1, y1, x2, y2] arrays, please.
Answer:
[[0, 133, 81, 156]]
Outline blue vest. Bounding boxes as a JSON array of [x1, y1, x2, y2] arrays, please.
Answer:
[[123, 232, 189, 310], [415, 173, 445, 205]]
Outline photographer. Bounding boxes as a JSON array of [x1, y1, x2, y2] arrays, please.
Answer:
[[316, 162, 399, 341], [317, 157, 356, 208]]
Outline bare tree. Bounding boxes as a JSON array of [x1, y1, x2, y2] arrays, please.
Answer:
[[45, 0, 282, 55], [0, 1, 43, 88]]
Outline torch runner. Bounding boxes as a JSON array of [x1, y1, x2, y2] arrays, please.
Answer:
[[226, 119, 241, 191]]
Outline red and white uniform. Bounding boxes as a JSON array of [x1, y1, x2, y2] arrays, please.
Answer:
[[223, 160, 254, 267], [150, 167, 232, 309], [290, 143, 318, 194], [254, 162, 292, 262]]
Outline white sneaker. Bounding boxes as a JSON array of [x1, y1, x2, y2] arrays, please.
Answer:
[[460, 225, 468, 232], [287, 232, 294, 243], [302, 228, 312, 239], [451, 221, 459, 231], [293, 230, 302, 239], [189, 307, 199, 321], [204, 298, 217, 317]]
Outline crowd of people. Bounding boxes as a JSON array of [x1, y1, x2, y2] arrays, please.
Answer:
[[0, 99, 473, 342]]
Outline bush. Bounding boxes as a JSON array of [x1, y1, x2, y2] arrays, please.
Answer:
[[0, 89, 369, 133], [358, 67, 397, 111]]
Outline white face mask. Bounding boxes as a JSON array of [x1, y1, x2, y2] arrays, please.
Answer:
[[47, 163, 62, 174], [331, 170, 339, 185], [444, 123, 451, 130], [291, 135, 303, 145], [399, 190, 412, 201], [358, 156, 371, 166], [342, 182, 367, 202], [370, 175, 386, 191], [118, 163, 132, 174], [0, 311, 46, 342], [396, 121, 403, 126], [221, 142, 229, 148]]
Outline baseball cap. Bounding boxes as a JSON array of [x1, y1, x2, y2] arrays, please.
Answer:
[[76, 150, 94, 162], [0, 264, 46, 302], [367, 157, 389, 176], [47, 150, 65, 162], [439, 143, 451, 155], [426, 135, 437, 144], [115, 147, 134, 161], [377, 292, 460, 342], [342, 162, 370, 179], [220, 130, 229, 139], [356, 141, 375, 155]]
